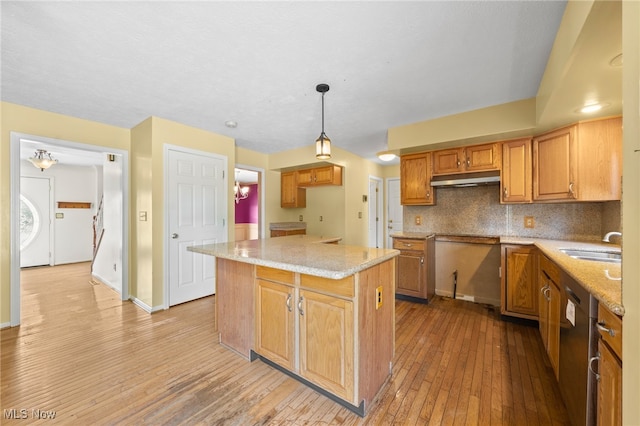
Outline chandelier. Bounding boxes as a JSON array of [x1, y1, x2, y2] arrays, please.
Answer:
[[29, 149, 58, 171], [234, 172, 250, 203]]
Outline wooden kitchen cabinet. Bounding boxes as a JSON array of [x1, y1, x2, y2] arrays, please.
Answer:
[[256, 276, 295, 371], [270, 228, 306, 237], [393, 236, 435, 302], [253, 260, 395, 413], [432, 143, 500, 175], [538, 253, 561, 380], [280, 171, 306, 208], [596, 303, 622, 426], [299, 288, 354, 401], [501, 138, 532, 203], [533, 116, 622, 202], [297, 165, 342, 187], [501, 245, 538, 319], [400, 152, 435, 205]]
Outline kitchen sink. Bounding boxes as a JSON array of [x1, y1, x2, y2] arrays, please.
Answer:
[[559, 248, 621, 263]]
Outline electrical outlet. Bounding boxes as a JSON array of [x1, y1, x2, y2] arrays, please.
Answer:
[[376, 286, 383, 310], [319, 215, 323, 222], [415, 215, 422, 225], [358, 211, 362, 219], [299, 215, 303, 222], [524, 216, 535, 228]]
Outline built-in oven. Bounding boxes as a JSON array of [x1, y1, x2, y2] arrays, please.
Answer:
[[558, 271, 598, 426]]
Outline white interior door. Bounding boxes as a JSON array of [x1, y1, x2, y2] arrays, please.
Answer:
[[168, 148, 226, 306], [386, 178, 403, 248], [20, 176, 52, 267]]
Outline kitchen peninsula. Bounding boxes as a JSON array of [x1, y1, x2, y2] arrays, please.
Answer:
[[188, 235, 399, 416]]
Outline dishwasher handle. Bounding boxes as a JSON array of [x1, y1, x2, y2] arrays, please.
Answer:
[[565, 285, 581, 305]]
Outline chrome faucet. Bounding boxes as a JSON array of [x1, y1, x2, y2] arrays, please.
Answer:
[[602, 231, 622, 242]]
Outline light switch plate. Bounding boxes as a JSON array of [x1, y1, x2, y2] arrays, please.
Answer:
[[524, 216, 534, 228]]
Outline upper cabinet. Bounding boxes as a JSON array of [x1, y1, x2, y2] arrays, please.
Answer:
[[280, 171, 306, 208], [533, 116, 622, 202], [432, 143, 500, 175], [400, 152, 435, 205], [297, 165, 342, 187], [501, 138, 532, 204]]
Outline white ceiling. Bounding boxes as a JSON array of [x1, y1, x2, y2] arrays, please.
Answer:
[[2, 1, 568, 165]]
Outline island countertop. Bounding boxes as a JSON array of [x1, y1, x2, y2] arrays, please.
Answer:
[[188, 234, 400, 280]]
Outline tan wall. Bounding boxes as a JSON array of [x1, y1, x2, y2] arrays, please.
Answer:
[[622, 0, 640, 422], [0, 102, 131, 324]]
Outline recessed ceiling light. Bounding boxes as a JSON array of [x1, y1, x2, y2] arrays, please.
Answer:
[[577, 102, 609, 114], [609, 53, 623, 67], [225, 120, 238, 128]]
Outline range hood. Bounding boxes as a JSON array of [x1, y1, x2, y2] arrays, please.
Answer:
[[430, 170, 501, 187]]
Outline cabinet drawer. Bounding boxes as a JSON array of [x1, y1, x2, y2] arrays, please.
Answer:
[[539, 253, 560, 285], [300, 274, 354, 298], [598, 305, 622, 359], [393, 239, 425, 251], [256, 265, 295, 285]]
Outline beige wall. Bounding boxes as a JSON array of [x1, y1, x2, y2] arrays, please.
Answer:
[[1, 102, 131, 324]]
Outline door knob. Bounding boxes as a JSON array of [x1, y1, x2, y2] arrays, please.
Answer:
[[171, 233, 179, 239]]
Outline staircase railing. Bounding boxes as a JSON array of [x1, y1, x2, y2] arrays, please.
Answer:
[[92, 196, 104, 272]]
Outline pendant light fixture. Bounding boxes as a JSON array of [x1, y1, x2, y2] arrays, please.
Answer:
[[29, 149, 58, 171], [315, 83, 331, 160]]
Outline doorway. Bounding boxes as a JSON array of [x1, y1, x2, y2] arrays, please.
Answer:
[[368, 176, 383, 248], [10, 132, 129, 326], [234, 167, 261, 241], [386, 177, 403, 248], [20, 176, 53, 267]]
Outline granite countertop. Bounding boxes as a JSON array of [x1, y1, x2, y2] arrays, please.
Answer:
[[188, 234, 399, 280], [269, 222, 307, 230], [501, 237, 623, 316], [390, 232, 436, 240]]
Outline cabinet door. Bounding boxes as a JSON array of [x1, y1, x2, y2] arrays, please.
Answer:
[[396, 252, 425, 298], [533, 125, 576, 201], [505, 246, 538, 317], [432, 148, 463, 175], [280, 171, 306, 208], [256, 279, 295, 370], [400, 153, 434, 205], [501, 139, 532, 203], [299, 289, 354, 402], [296, 169, 314, 186], [547, 280, 561, 381], [597, 339, 622, 426], [465, 143, 499, 172], [312, 166, 341, 185]]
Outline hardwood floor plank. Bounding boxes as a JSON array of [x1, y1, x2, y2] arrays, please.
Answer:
[[1, 266, 570, 425]]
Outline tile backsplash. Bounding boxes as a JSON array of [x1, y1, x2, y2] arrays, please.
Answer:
[[403, 185, 621, 242]]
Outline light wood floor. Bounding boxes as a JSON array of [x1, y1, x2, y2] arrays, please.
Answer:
[[1, 262, 570, 425]]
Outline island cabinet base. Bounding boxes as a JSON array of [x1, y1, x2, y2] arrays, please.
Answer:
[[216, 257, 396, 417]]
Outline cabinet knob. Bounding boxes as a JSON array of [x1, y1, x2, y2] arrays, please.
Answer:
[[466, 158, 470, 167], [171, 233, 179, 239], [286, 294, 292, 312], [298, 296, 304, 316], [568, 182, 575, 197], [503, 187, 508, 198]]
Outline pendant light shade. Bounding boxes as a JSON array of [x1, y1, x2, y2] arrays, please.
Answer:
[[315, 83, 331, 160]]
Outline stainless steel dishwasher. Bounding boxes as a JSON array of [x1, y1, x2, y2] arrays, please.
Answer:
[[559, 271, 598, 426]]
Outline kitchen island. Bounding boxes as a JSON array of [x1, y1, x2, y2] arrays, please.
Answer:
[[188, 235, 399, 416]]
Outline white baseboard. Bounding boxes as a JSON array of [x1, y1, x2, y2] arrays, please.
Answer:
[[1, 322, 12, 330], [435, 289, 500, 307], [91, 272, 120, 294], [132, 298, 164, 313]]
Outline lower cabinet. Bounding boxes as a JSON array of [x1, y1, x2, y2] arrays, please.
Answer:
[[392, 236, 435, 302], [254, 260, 395, 414], [595, 304, 622, 426], [538, 254, 561, 380], [501, 245, 539, 319]]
